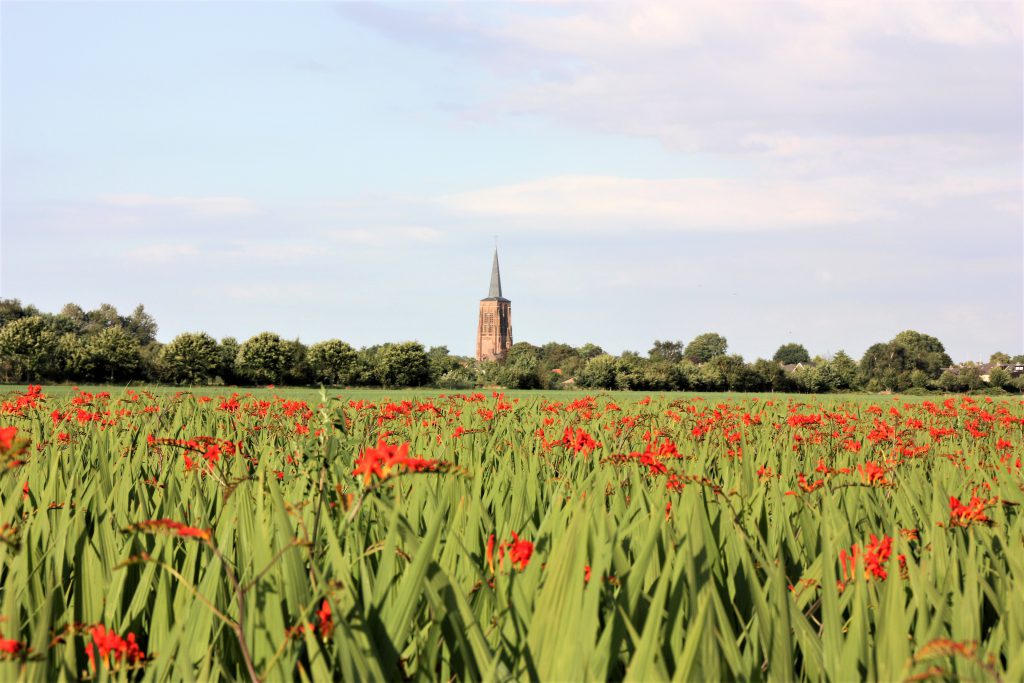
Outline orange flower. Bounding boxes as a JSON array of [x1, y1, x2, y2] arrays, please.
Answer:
[[316, 599, 333, 639], [86, 625, 146, 671], [131, 519, 211, 541], [0, 427, 17, 451], [948, 496, 993, 527]]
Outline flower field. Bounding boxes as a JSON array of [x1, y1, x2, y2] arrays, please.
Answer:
[[0, 385, 1022, 681]]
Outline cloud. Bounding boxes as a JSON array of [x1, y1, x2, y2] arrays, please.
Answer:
[[120, 240, 322, 266], [100, 194, 258, 217], [341, 1, 1022, 168], [325, 226, 444, 247], [441, 175, 882, 229]]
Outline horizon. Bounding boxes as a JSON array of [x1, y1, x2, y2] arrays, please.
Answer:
[[2, 1, 1022, 363]]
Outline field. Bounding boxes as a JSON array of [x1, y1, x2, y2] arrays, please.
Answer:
[[0, 385, 1021, 681]]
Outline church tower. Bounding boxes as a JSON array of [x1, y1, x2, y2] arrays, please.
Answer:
[[476, 249, 513, 361]]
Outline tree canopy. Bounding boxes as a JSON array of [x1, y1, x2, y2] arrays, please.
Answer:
[[773, 343, 810, 364], [683, 333, 728, 364]]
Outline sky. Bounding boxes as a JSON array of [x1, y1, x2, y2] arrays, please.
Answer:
[[1, 1, 1021, 362]]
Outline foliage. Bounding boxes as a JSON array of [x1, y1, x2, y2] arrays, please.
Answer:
[[773, 342, 811, 364], [859, 331, 953, 392], [578, 354, 617, 389], [217, 338, 242, 385], [373, 342, 431, 387], [236, 333, 292, 385], [0, 299, 40, 328], [649, 339, 684, 364], [0, 386, 1021, 681], [158, 333, 221, 385], [84, 326, 142, 382], [307, 340, 359, 386], [496, 343, 542, 390], [0, 316, 61, 382], [683, 332, 728, 364]]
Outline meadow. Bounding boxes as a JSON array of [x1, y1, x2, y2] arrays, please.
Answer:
[[0, 384, 1021, 681]]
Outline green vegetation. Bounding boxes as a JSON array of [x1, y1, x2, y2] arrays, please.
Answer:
[[1, 299, 1022, 394], [0, 385, 1020, 680]]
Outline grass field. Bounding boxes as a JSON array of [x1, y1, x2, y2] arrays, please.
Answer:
[[0, 384, 1021, 680]]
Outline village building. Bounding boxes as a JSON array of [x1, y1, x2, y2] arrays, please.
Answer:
[[476, 249, 513, 361]]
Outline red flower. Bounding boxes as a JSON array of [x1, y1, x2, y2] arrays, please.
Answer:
[[131, 519, 211, 541], [858, 462, 888, 486], [839, 534, 904, 583], [486, 534, 496, 574], [507, 532, 534, 571], [0, 426, 18, 451], [86, 625, 146, 671], [0, 638, 26, 657], [316, 599, 333, 639], [486, 532, 534, 573], [949, 495, 993, 527]]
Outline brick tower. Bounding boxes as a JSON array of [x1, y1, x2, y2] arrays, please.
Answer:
[[476, 249, 513, 361]]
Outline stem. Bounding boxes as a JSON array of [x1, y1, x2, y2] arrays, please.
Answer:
[[307, 465, 328, 587], [241, 539, 304, 594], [209, 542, 262, 683]]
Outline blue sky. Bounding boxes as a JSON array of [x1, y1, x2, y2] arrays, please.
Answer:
[[2, 1, 1021, 362]]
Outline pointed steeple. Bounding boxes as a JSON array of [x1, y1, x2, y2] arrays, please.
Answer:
[[488, 249, 503, 298]]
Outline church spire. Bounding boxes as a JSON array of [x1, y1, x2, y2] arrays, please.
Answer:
[[488, 249, 503, 299]]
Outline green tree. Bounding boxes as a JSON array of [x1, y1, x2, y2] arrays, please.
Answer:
[[772, 343, 811, 364], [578, 354, 618, 389], [236, 333, 292, 385], [750, 358, 789, 392], [282, 339, 311, 385], [307, 340, 359, 386], [989, 351, 1011, 365], [0, 315, 61, 381], [537, 342, 583, 387], [218, 337, 242, 385], [374, 342, 431, 387], [354, 346, 382, 386], [987, 367, 1012, 390], [649, 340, 683, 364], [86, 326, 141, 382], [82, 303, 123, 335], [937, 367, 983, 393], [675, 360, 703, 391], [614, 352, 648, 391], [159, 333, 220, 385], [0, 299, 40, 328], [683, 333, 728, 364], [708, 354, 756, 392], [125, 304, 158, 345], [58, 333, 93, 381], [578, 343, 605, 361], [859, 331, 952, 391], [826, 350, 859, 391], [497, 343, 541, 389], [56, 303, 88, 334], [426, 346, 461, 384]]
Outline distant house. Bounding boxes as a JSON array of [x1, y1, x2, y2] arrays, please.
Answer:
[[945, 362, 1024, 383], [1004, 362, 1024, 378]]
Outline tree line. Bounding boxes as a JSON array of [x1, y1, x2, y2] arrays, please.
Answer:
[[0, 300, 1020, 392]]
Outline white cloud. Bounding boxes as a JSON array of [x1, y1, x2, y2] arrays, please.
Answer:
[[325, 226, 444, 247], [100, 194, 257, 217], [120, 241, 321, 265], [442, 175, 883, 229]]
